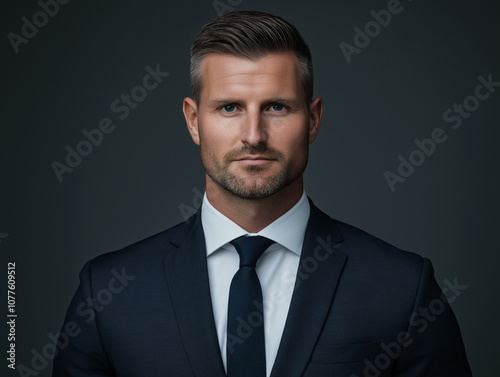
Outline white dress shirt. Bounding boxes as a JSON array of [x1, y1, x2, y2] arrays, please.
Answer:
[[201, 191, 310, 376]]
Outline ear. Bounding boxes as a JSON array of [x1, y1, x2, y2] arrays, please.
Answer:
[[308, 96, 323, 144], [183, 97, 200, 145]]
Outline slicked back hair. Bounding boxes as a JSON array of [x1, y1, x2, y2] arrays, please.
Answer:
[[190, 10, 313, 105]]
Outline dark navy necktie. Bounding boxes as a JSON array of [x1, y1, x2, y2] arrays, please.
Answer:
[[227, 235, 274, 377]]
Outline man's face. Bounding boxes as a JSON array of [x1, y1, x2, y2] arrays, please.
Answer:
[[184, 52, 322, 199]]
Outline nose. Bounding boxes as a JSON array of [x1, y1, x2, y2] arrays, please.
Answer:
[[241, 108, 267, 146]]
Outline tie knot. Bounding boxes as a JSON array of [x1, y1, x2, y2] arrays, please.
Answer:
[[230, 236, 274, 267]]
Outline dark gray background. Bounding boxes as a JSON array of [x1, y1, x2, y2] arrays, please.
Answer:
[[2, 0, 498, 376]]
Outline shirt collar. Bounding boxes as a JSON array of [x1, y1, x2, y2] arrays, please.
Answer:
[[201, 191, 310, 257]]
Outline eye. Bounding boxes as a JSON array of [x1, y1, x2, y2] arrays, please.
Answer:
[[222, 104, 236, 112], [270, 104, 285, 111]]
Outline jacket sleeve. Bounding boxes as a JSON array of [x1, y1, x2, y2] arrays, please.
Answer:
[[393, 258, 473, 376], [52, 261, 115, 377]]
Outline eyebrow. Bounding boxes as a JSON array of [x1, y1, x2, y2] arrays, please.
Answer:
[[208, 98, 302, 107]]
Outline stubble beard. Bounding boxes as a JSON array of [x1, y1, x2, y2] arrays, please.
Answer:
[[200, 141, 308, 200]]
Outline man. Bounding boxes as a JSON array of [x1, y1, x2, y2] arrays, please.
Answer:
[[53, 10, 472, 377]]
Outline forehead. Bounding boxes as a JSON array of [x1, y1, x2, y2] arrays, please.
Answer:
[[199, 52, 304, 100]]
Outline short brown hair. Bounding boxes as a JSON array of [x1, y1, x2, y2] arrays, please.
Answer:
[[190, 10, 313, 104]]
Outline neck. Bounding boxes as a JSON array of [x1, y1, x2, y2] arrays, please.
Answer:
[[205, 176, 304, 233]]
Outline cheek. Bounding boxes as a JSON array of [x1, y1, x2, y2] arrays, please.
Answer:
[[272, 124, 309, 153], [198, 117, 237, 152]]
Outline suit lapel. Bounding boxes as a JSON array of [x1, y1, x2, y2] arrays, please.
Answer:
[[163, 211, 226, 377], [270, 200, 347, 377]]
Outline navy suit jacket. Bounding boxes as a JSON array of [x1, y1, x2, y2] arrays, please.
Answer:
[[52, 200, 472, 376]]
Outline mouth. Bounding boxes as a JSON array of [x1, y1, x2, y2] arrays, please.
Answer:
[[234, 155, 276, 166]]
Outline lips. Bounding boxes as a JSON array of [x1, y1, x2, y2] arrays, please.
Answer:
[[236, 155, 273, 160], [235, 155, 275, 165]]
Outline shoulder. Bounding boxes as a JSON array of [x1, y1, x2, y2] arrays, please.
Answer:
[[82, 216, 192, 276], [335, 218, 419, 256], [309, 201, 429, 279], [332, 217, 430, 281], [313, 209, 439, 316]]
